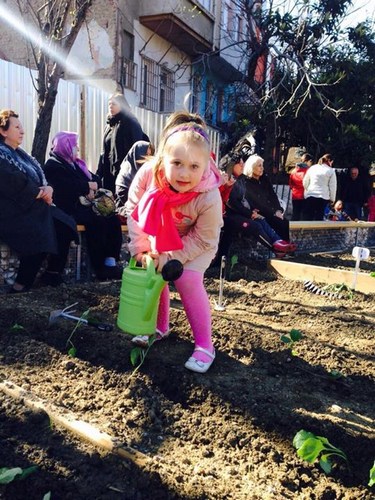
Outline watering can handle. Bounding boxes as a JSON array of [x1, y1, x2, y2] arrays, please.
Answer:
[[129, 255, 156, 276]]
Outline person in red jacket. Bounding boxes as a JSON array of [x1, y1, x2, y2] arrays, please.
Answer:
[[289, 153, 313, 220]]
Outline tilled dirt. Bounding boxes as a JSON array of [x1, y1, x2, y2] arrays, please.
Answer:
[[0, 252, 374, 499]]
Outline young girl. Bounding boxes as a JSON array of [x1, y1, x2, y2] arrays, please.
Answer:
[[126, 111, 223, 373]]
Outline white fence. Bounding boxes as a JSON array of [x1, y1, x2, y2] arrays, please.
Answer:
[[0, 59, 220, 169]]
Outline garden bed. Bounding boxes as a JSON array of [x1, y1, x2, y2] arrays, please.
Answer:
[[0, 251, 374, 499]]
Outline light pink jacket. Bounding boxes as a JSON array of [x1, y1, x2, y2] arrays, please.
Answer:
[[125, 162, 223, 272]]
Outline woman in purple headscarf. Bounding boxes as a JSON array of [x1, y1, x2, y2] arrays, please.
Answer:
[[44, 132, 123, 280]]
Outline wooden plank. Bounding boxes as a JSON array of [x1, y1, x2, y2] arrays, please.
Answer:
[[268, 259, 375, 294]]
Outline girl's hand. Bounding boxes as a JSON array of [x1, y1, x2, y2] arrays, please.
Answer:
[[88, 181, 98, 191], [134, 251, 159, 270]]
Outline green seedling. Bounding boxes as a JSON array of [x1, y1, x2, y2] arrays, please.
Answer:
[[10, 323, 25, 332], [130, 334, 156, 374], [43, 492, 51, 500], [65, 309, 90, 357], [230, 254, 238, 273], [0, 465, 37, 484], [369, 460, 375, 487], [293, 429, 347, 474], [370, 272, 375, 278], [329, 369, 344, 380], [280, 328, 303, 355], [322, 283, 354, 299]]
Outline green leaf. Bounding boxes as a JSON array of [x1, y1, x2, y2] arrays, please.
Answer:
[[329, 369, 343, 379], [67, 347, 77, 357], [293, 430, 315, 450], [297, 437, 325, 463], [230, 254, 238, 267], [291, 349, 298, 356], [17, 465, 38, 480], [10, 323, 25, 332], [43, 492, 52, 500], [290, 329, 303, 341], [319, 455, 332, 474], [130, 347, 142, 367], [369, 460, 375, 487], [0, 467, 23, 484], [280, 335, 291, 344]]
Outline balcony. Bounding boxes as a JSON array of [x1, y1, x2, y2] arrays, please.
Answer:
[[139, 1, 214, 56]]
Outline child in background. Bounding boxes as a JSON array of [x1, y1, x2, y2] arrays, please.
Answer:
[[126, 111, 223, 373], [325, 200, 352, 221]]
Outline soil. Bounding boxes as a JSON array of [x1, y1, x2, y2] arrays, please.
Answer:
[[0, 251, 374, 500]]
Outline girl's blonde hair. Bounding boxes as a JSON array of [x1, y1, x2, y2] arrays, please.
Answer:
[[243, 154, 264, 177], [152, 111, 210, 188]]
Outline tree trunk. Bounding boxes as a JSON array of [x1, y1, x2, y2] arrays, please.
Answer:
[[31, 80, 60, 166]]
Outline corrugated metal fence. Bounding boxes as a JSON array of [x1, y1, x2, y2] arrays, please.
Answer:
[[0, 59, 220, 169]]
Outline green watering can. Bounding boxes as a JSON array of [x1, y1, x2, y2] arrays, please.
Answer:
[[117, 256, 183, 335]]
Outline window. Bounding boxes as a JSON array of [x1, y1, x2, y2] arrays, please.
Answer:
[[121, 58, 137, 91], [121, 31, 137, 91], [159, 67, 174, 112], [196, 0, 213, 13], [122, 30, 134, 60], [140, 57, 158, 111]]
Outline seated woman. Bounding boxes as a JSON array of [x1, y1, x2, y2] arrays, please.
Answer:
[[215, 155, 295, 261], [242, 155, 292, 243], [43, 132, 123, 280], [115, 140, 154, 212], [0, 109, 77, 292]]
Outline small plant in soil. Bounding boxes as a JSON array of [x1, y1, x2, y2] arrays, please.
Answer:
[[228, 254, 238, 278], [0, 465, 37, 484], [293, 429, 348, 474], [65, 309, 90, 357], [9, 323, 25, 332], [329, 369, 345, 380], [369, 460, 375, 487], [322, 283, 354, 299], [130, 334, 156, 374], [280, 328, 303, 355]]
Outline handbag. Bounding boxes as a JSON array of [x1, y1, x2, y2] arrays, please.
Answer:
[[79, 188, 116, 217]]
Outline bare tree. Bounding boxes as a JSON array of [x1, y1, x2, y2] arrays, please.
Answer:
[[16, 0, 92, 165]]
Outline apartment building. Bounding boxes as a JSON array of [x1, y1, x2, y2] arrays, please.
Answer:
[[0, 0, 248, 158]]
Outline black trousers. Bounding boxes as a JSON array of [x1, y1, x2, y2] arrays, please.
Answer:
[[75, 209, 123, 271], [303, 197, 328, 221], [264, 214, 290, 241], [291, 199, 306, 221], [16, 219, 73, 287]]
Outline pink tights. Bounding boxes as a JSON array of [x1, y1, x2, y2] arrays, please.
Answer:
[[157, 269, 213, 362]]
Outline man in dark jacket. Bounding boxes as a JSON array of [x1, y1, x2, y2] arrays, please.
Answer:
[[341, 167, 371, 220]]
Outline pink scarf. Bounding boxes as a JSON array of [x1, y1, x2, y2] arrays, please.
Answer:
[[132, 185, 199, 252]]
